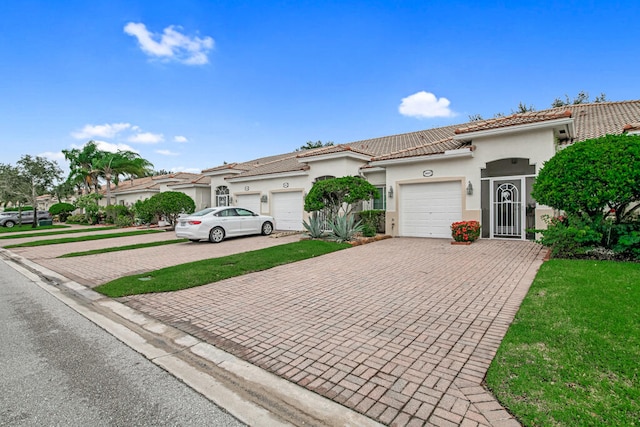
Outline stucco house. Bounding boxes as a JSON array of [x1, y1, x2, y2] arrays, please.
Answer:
[[109, 100, 640, 240], [111, 172, 211, 211], [198, 100, 640, 239]]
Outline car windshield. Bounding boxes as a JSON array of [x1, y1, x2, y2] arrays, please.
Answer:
[[190, 208, 217, 217]]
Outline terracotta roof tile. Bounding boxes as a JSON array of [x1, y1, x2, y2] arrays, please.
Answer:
[[203, 100, 640, 171], [454, 110, 572, 135]]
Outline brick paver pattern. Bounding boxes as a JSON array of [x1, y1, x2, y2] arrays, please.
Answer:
[[121, 238, 544, 426], [9, 232, 300, 286]]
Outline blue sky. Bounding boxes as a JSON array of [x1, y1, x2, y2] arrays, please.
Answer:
[[1, 0, 638, 175]]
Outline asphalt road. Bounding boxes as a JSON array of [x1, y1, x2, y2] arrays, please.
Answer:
[[0, 259, 246, 427]]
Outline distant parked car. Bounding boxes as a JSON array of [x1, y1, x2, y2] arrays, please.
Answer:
[[0, 210, 53, 228], [175, 207, 274, 243]]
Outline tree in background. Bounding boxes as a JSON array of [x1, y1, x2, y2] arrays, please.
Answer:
[[296, 140, 334, 151], [15, 155, 63, 227], [63, 141, 102, 195], [139, 191, 196, 230], [551, 91, 608, 108], [91, 150, 153, 206], [0, 163, 27, 209], [470, 92, 608, 121]]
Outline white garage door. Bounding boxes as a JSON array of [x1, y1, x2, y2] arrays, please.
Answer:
[[399, 181, 462, 238], [272, 191, 303, 231], [235, 194, 261, 214]]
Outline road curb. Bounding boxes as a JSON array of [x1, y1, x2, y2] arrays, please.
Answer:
[[0, 248, 382, 427]]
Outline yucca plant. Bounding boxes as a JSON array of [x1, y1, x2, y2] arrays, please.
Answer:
[[329, 214, 364, 242], [302, 215, 326, 238]]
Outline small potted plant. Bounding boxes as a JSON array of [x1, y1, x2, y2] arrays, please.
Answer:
[[451, 220, 481, 245]]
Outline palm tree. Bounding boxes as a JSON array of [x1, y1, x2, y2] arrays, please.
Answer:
[[63, 141, 101, 195], [91, 150, 153, 205]]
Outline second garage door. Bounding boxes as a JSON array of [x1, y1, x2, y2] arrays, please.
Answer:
[[271, 191, 304, 231], [399, 181, 462, 238], [235, 194, 261, 214]]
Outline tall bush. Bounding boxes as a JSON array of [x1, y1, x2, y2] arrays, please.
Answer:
[[49, 202, 76, 222]]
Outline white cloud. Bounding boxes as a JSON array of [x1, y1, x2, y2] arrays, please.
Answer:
[[124, 22, 214, 65], [39, 151, 66, 162], [174, 135, 188, 143], [155, 149, 179, 156], [93, 140, 139, 153], [399, 91, 455, 118], [71, 123, 132, 139], [128, 132, 164, 144]]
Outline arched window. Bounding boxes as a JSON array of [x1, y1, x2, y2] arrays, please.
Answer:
[[313, 175, 335, 183], [216, 186, 230, 207]]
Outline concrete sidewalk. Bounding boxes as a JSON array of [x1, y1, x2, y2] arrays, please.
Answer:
[[119, 238, 544, 426]]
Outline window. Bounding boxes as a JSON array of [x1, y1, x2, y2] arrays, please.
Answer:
[[216, 186, 230, 207], [236, 208, 255, 216], [373, 186, 386, 210]]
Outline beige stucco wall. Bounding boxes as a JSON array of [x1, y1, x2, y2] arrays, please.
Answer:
[[382, 127, 558, 237], [115, 190, 158, 207]]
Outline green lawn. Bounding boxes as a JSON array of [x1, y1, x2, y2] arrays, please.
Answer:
[[95, 240, 350, 297], [0, 226, 119, 239], [486, 259, 640, 426], [59, 238, 188, 257], [0, 224, 69, 234], [3, 229, 165, 248]]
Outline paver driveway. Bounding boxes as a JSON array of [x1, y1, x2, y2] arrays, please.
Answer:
[[8, 232, 300, 286], [120, 238, 545, 426]]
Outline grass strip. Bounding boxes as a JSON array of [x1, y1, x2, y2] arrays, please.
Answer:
[[59, 239, 188, 257], [0, 224, 69, 234], [485, 259, 640, 426], [95, 240, 351, 297], [0, 226, 119, 239], [3, 229, 165, 248]]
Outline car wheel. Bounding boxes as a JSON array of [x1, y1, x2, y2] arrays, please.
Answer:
[[209, 227, 225, 243], [4, 220, 15, 228], [261, 221, 273, 236]]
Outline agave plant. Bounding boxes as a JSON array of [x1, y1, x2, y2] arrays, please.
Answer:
[[302, 215, 326, 238], [329, 214, 364, 242]]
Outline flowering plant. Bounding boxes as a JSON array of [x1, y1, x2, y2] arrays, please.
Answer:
[[451, 220, 481, 242]]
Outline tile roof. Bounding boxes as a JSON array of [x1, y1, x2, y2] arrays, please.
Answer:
[[203, 100, 640, 175], [453, 109, 572, 135], [345, 124, 462, 156], [563, 100, 640, 142], [227, 155, 310, 179], [111, 172, 205, 194]]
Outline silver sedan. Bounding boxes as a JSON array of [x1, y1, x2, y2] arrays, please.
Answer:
[[175, 207, 275, 243]]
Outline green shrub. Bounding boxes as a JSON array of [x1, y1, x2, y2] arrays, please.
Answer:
[[105, 205, 132, 224], [329, 214, 364, 243], [66, 214, 89, 224], [115, 215, 134, 228], [537, 215, 602, 258], [357, 209, 385, 234], [49, 202, 75, 222], [302, 215, 326, 238]]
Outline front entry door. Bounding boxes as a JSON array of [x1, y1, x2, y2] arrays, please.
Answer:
[[492, 179, 524, 239]]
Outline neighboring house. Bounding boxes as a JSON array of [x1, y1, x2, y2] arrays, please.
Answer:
[[111, 172, 211, 211], [199, 100, 640, 239]]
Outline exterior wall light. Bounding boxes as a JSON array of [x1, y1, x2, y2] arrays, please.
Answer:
[[260, 194, 268, 203], [466, 181, 473, 195], [388, 187, 394, 198]]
